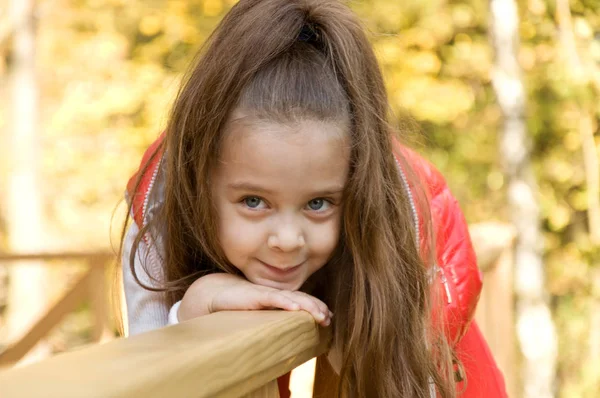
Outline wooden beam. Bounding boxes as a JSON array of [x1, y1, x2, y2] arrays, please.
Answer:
[[0, 270, 92, 365], [0, 311, 331, 398], [0, 252, 114, 263], [88, 259, 112, 342], [469, 223, 515, 272]]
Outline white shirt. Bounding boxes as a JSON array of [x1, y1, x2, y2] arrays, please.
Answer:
[[121, 160, 180, 336]]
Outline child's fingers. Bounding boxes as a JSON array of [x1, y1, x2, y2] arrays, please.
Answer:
[[278, 290, 331, 326], [258, 290, 301, 311], [289, 291, 331, 318]]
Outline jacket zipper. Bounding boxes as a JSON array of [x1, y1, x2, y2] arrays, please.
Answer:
[[394, 155, 452, 306], [395, 155, 447, 397], [141, 156, 163, 269]]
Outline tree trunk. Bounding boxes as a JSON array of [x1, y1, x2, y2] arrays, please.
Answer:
[[2, 0, 51, 365], [489, 0, 557, 397], [555, 0, 600, 246]]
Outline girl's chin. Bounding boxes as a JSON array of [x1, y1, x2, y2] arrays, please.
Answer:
[[248, 276, 304, 292]]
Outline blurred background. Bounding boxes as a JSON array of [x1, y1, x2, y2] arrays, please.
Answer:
[[0, 0, 598, 397]]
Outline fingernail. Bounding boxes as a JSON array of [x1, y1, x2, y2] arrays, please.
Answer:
[[318, 312, 326, 321], [324, 318, 331, 326], [329, 311, 334, 318]]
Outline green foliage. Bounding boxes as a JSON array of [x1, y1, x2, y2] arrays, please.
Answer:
[[12, 0, 599, 394]]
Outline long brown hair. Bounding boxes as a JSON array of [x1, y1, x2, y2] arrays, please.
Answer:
[[122, 0, 456, 396]]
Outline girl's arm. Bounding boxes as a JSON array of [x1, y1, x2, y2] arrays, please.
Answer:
[[122, 222, 332, 334], [121, 221, 172, 335]]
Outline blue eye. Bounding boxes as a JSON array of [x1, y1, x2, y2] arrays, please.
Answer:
[[244, 197, 263, 209], [307, 199, 329, 211]]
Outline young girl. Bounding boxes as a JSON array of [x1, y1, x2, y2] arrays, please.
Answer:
[[121, 1, 507, 397]]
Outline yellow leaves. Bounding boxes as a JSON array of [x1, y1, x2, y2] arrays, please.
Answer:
[[374, 38, 402, 65], [550, 242, 589, 289], [203, 0, 224, 17], [548, 204, 572, 232], [451, 4, 476, 29], [167, 0, 189, 16], [394, 77, 474, 124], [444, 37, 492, 81], [556, 104, 583, 133], [574, 18, 593, 39], [519, 46, 537, 71], [398, 28, 437, 50], [139, 15, 163, 37], [359, 0, 409, 32], [546, 158, 575, 184], [95, 33, 129, 63], [420, 10, 454, 45], [569, 190, 588, 212], [376, 39, 441, 73], [527, 0, 547, 16], [535, 43, 555, 64], [521, 21, 537, 41], [487, 171, 504, 191], [57, 32, 129, 71], [563, 131, 581, 151], [404, 51, 441, 75]]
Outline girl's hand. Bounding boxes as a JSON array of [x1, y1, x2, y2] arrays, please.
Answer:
[[178, 273, 332, 327]]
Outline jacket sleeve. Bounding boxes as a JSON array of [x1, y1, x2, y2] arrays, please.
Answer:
[[121, 221, 171, 335], [426, 163, 483, 345]]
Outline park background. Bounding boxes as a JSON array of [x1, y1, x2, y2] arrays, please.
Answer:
[[0, 0, 598, 397]]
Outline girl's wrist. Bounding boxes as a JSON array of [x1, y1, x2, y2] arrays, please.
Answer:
[[178, 298, 211, 322], [178, 276, 214, 322]]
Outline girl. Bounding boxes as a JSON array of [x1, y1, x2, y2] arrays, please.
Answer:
[[121, 1, 508, 397]]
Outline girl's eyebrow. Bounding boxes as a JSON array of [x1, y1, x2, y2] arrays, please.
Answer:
[[227, 182, 274, 195], [227, 182, 344, 196]]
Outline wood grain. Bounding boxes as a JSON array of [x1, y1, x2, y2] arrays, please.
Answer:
[[0, 310, 331, 398], [0, 270, 92, 366]]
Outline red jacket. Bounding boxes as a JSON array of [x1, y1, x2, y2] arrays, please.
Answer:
[[127, 133, 508, 397]]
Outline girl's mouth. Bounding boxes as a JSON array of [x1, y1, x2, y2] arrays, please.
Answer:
[[259, 260, 304, 277]]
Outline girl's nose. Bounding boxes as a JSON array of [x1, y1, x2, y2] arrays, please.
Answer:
[[267, 222, 305, 252]]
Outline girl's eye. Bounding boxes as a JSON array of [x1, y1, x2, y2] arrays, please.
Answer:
[[243, 196, 265, 209], [306, 198, 330, 211]]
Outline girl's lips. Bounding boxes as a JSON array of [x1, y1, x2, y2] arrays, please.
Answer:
[[259, 260, 304, 276]]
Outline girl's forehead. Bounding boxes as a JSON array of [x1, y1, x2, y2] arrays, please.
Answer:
[[222, 115, 349, 153], [216, 117, 350, 193]]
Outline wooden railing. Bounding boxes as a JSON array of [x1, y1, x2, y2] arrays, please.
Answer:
[[0, 222, 516, 397], [0, 310, 331, 398], [0, 252, 114, 366], [470, 223, 517, 398]]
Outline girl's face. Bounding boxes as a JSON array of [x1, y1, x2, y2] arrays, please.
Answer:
[[212, 116, 350, 291]]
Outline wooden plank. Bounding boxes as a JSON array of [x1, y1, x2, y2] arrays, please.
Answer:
[[475, 242, 516, 398], [0, 252, 113, 263], [472, 222, 516, 398], [88, 259, 112, 342], [244, 380, 280, 398], [0, 270, 92, 365], [469, 223, 515, 272], [0, 310, 331, 398]]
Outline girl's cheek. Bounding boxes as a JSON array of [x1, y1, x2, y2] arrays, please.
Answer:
[[312, 220, 341, 254]]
